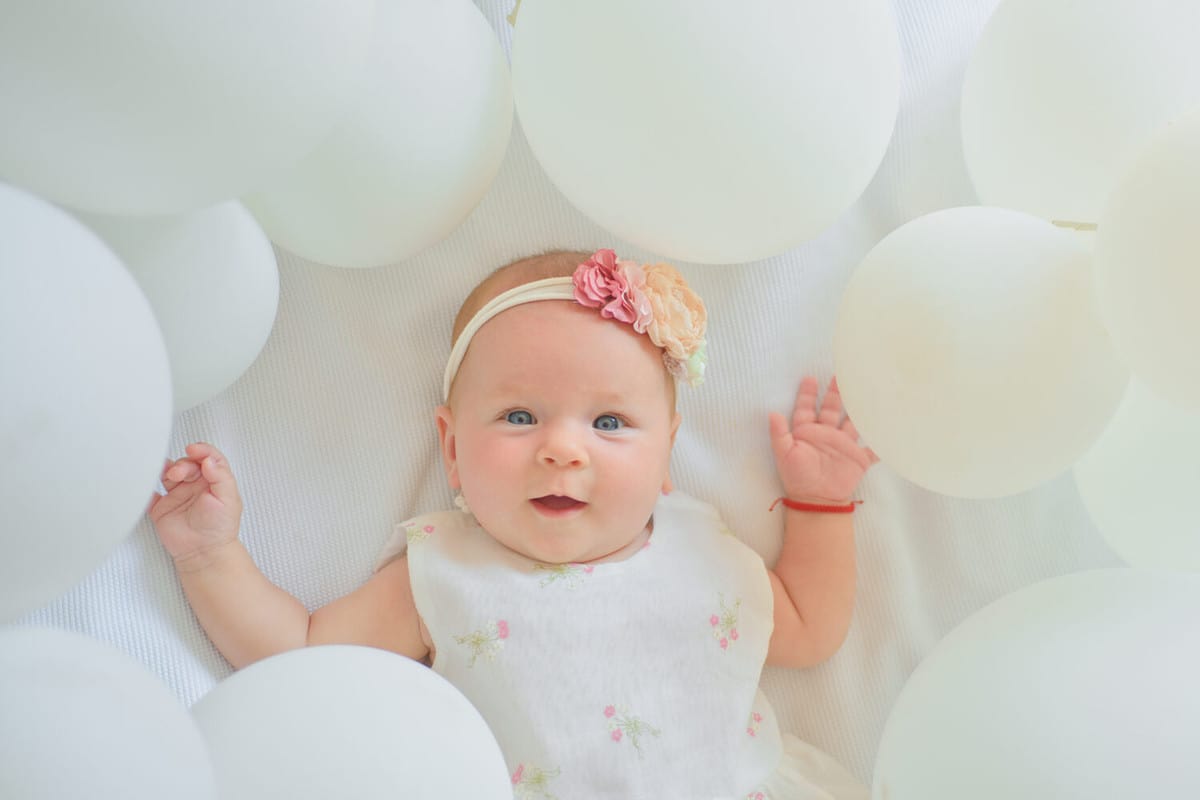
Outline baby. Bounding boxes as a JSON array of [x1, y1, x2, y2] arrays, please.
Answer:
[[151, 249, 878, 799]]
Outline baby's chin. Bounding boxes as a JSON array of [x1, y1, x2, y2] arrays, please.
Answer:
[[470, 506, 651, 565]]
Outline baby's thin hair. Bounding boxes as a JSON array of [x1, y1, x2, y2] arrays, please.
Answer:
[[451, 249, 593, 347]]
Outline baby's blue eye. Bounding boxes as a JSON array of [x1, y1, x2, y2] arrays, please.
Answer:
[[505, 409, 535, 425], [593, 414, 623, 431]]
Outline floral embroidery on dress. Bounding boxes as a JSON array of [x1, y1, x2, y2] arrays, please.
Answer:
[[453, 619, 509, 667], [603, 704, 661, 754], [746, 710, 764, 737], [534, 562, 595, 589], [745, 791, 767, 800], [403, 521, 436, 545], [511, 763, 560, 799], [709, 593, 742, 651]]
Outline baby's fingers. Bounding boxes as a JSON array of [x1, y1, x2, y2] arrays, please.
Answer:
[[817, 377, 844, 426], [768, 411, 795, 462], [197, 451, 240, 507], [836, 417, 881, 466], [791, 376, 819, 428], [163, 458, 201, 486]]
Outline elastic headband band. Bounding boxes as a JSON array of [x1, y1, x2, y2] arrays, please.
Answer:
[[443, 277, 576, 400]]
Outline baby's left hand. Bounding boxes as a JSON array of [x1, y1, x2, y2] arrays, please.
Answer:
[[769, 376, 879, 502]]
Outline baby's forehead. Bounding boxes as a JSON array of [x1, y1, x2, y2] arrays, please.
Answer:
[[457, 299, 678, 410], [476, 298, 601, 335], [470, 302, 667, 368]]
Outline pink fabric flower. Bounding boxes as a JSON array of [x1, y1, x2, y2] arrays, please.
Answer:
[[709, 615, 720, 627], [422, 525, 434, 533], [752, 712, 763, 723], [611, 729, 623, 743], [747, 727, 756, 736], [511, 765, 524, 785], [496, 620, 509, 640], [730, 628, 739, 641], [572, 249, 653, 332], [603, 705, 616, 718], [719, 637, 729, 650]]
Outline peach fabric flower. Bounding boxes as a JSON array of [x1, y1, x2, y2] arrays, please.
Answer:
[[641, 262, 706, 360], [641, 262, 707, 385]]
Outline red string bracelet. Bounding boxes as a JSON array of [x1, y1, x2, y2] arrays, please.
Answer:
[[769, 497, 863, 513]]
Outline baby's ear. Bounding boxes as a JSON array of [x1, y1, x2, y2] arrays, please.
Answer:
[[434, 406, 460, 489]]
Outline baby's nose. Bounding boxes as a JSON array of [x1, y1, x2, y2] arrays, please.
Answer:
[[537, 424, 589, 468]]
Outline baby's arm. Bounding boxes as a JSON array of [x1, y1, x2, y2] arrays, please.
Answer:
[[763, 377, 878, 669], [150, 443, 428, 669]]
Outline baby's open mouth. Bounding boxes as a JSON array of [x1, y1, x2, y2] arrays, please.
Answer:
[[531, 495, 587, 514]]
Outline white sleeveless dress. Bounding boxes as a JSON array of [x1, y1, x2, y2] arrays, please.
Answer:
[[376, 491, 868, 800]]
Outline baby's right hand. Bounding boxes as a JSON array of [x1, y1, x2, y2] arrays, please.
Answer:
[[148, 442, 243, 568]]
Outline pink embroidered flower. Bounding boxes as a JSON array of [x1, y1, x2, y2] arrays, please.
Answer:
[[711, 593, 742, 652], [422, 525, 434, 533], [605, 705, 661, 753], [496, 620, 509, 640], [582, 565, 594, 574], [747, 727, 756, 736], [511, 765, 524, 785], [752, 712, 763, 723]]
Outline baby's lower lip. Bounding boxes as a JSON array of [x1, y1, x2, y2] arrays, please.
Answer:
[[530, 495, 587, 516]]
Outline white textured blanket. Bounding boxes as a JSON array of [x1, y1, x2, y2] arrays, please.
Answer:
[[21, 0, 1122, 783]]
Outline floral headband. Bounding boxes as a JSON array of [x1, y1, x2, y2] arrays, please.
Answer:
[[443, 249, 707, 400]]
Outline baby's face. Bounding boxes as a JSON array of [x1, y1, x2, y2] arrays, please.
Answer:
[[438, 301, 680, 565]]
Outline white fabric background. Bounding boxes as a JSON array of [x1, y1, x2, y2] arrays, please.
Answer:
[[21, 0, 1123, 785]]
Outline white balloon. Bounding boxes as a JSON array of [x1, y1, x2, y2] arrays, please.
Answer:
[[245, 0, 512, 268], [1073, 380, 1200, 571], [833, 206, 1127, 498], [961, 0, 1200, 223], [872, 569, 1200, 799], [0, 627, 217, 800], [191, 645, 511, 799], [79, 204, 280, 412], [0, 1, 375, 215], [0, 183, 172, 622], [1093, 108, 1200, 408], [512, 0, 900, 264]]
